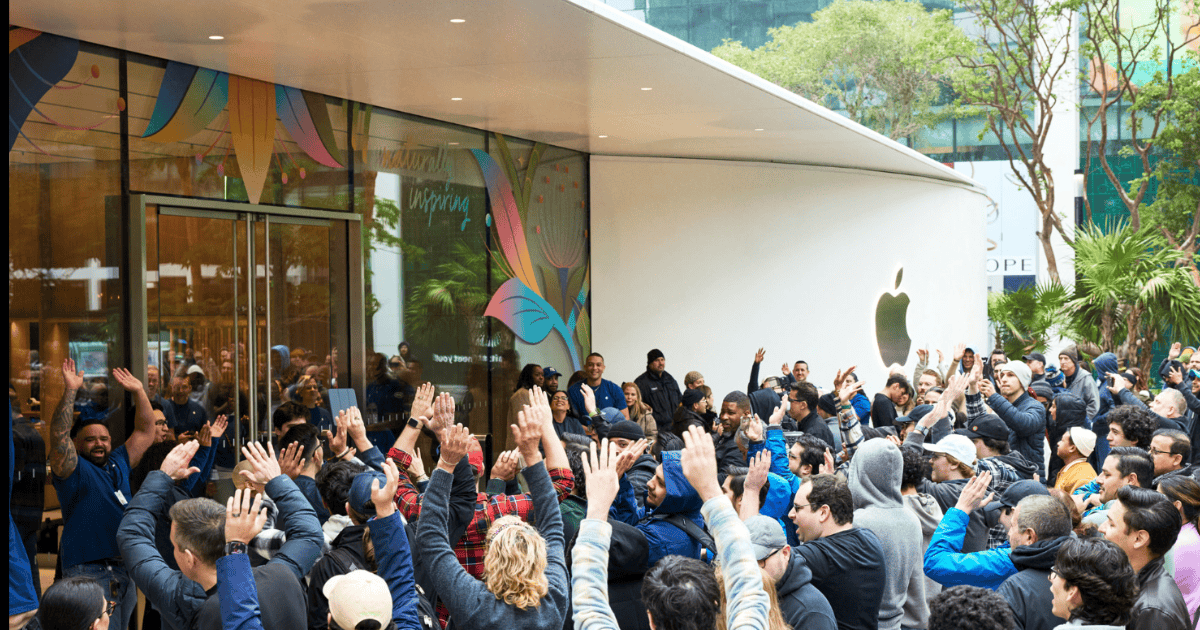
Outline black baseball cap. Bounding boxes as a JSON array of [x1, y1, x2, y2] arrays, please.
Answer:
[[1022, 352, 1047, 364], [984, 479, 1049, 515], [894, 404, 934, 427], [956, 414, 1009, 442]]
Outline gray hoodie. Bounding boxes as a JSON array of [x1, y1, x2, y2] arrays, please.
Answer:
[[848, 439, 926, 630], [902, 492, 944, 628]]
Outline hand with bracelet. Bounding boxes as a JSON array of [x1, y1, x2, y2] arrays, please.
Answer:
[[436, 424, 472, 474]]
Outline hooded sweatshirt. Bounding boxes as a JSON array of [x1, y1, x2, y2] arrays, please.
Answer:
[[775, 551, 839, 630], [903, 492, 944, 625], [624, 453, 659, 508], [998, 535, 1072, 630], [611, 450, 706, 566], [1061, 345, 1100, 420], [847, 440, 926, 630]]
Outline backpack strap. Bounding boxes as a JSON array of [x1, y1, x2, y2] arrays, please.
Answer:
[[651, 513, 716, 558]]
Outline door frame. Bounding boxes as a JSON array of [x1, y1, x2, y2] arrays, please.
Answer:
[[127, 194, 366, 449]]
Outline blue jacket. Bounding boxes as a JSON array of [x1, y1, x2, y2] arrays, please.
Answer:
[[749, 427, 802, 545], [923, 508, 1016, 590], [612, 450, 706, 565]]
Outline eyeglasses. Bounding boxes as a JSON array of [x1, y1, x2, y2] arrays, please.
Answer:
[[1147, 447, 1170, 456], [389, 362, 401, 368], [792, 503, 813, 512], [104, 599, 117, 616]]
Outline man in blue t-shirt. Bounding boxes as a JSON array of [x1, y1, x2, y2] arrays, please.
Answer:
[[49, 360, 159, 630], [567, 352, 628, 420], [162, 373, 207, 436]]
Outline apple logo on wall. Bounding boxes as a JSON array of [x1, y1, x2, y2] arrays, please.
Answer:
[[875, 268, 912, 367]]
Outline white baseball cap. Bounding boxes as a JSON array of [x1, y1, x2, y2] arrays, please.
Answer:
[[922, 434, 978, 466], [323, 570, 391, 629]]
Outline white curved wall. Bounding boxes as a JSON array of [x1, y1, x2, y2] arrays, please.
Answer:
[[589, 155, 989, 399]]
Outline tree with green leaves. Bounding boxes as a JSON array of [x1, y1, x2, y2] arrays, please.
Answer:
[[712, 0, 973, 140]]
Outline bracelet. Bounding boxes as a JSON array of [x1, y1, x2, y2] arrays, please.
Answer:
[[438, 457, 458, 469], [336, 447, 352, 460]]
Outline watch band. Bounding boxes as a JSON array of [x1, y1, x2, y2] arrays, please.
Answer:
[[225, 541, 248, 556], [407, 417, 420, 429]]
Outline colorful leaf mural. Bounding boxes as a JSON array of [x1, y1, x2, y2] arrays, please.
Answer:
[[470, 148, 542, 296], [9, 28, 80, 151], [227, 75, 276, 204], [141, 62, 228, 142]]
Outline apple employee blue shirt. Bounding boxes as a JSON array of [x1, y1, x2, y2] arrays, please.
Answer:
[[567, 379, 628, 419], [52, 445, 132, 568]]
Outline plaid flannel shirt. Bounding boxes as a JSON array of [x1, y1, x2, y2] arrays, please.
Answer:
[[388, 448, 574, 627]]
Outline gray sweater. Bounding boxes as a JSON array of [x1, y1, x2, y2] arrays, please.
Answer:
[[848, 439, 926, 630], [903, 492, 944, 628]]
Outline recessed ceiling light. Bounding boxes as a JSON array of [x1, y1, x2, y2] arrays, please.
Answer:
[[448, 142, 459, 146], [640, 87, 653, 91], [598, 135, 608, 138], [208, 35, 225, 40], [754, 128, 764, 131], [451, 97, 463, 101], [450, 18, 466, 23]]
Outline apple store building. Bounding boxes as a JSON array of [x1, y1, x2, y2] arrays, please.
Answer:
[[9, 0, 989, 477]]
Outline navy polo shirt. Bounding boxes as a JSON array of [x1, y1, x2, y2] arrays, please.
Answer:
[[567, 379, 628, 418], [163, 398, 207, 433], [52, 445, 132, 567]]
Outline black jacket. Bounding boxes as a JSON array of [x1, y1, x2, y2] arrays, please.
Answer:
[[776, 552, 838, 630], [671, 408, 708, 438], [795, 410, 836, 450], [713, 432, 745, 475], [998, 536, 1071, 630], [307, 523, 369, 630], [1128, 556, 1190, 630], [635, 370, 681, 431]]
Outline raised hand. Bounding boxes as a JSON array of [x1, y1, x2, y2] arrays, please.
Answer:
[[916, 348, 928, 363], [583, 439, 622, 520], [412, 382, 436, 421], [225, 488, 268, 544], [936, 349, 945, 365], [159, 440, 202, 481], [1168, 341, 1182, 360], [818, 447, 836, 475], [768, 401, 786, 426], [239, 441, 283, 486], [1167, 366, 1185, 386], [429, 393, 455, 433], [833, 365, 857, 392], [780, 362, 789, 376], [278, 441, 305, 479], [210, 415, 229, 440], [614, 439, 649, 477], [512, 406, 545, 464], [754, 348, 765, 364], [953, 343, 966, 362], [61, 358, 84, 392], [437, 424, 472, 471], [680, 425, 722, 501], [744, 414, 765, 442], [491, 449, 520, 481], [838, 378, 863, 405], [112, 367, 144, 393], [346, 407, 368, 446], [325, 413, 349, 459], [372, 459, 401, 518], [581, 384, 597, 416], [978, 377, 996, 398], [745, 450, 770, 495], [954, 470, 993, 514]]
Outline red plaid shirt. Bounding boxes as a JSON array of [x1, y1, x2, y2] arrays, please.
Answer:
[[388, 448, 574, 627]]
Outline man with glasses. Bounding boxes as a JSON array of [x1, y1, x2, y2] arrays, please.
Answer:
[[1148, 429, 1192, 480], [786, 381, 836, 450], [787, 474, 886, 630]]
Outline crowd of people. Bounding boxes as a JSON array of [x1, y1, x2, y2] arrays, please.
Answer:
[[8, 340, 1200, 630]]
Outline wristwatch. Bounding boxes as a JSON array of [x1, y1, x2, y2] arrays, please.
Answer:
[[225, 541, 248, 556], [407, 417, 421, 429], [912, 424, 929, 436]]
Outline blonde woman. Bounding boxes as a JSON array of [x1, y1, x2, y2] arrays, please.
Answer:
[[622, 382, 658, 447], [714, 566, 792, 630], [417, 393, 570, 628]]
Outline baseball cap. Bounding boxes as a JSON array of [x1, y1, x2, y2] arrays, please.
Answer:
[[895, 404, 934, 427], [922, 434, 977, 466], [1068, 427, 1096, 457], [348, 470, 387, 516], [956, 414, 1009, 442], [542, 366, 561, 380], [186, 364, 204, 376], [323, 570, 392, 630], [745, 515, 787, 561], [984, 479, 1050, 514], [1022, 352, 1047, 364]]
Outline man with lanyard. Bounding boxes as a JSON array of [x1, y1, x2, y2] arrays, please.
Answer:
[[49, 359, 158, 630]]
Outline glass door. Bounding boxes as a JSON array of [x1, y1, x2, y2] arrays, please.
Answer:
[[144, 200, 352, 468]]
